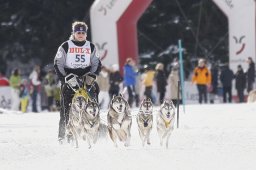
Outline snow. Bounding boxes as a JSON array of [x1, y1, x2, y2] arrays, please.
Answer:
[[0, 103, 256, 170]]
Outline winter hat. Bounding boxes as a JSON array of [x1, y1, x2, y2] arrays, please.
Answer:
[[72, 21, 88, 33]]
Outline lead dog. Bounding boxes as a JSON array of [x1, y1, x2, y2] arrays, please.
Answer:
[[157, 100, 176, 148], [137, 98, 153, 146], [66, 89, 88, 148], [81, 99, 100, 149], [107, 94, 132, 147]]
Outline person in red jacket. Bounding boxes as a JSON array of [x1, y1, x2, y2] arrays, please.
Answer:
[[0, 71, 10, 86]]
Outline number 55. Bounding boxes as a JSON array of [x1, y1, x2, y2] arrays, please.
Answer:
[[75, 54, 85, 62]]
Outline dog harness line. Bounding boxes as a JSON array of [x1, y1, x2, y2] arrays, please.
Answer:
[[72, 88, 90, 101]]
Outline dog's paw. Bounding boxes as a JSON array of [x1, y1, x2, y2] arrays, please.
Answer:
[[58, 138, 64, 145]]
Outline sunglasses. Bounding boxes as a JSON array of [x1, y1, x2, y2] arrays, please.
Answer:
[[76, 31, 86, 35]]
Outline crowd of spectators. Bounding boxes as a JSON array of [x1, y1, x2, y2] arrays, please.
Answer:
[[0, 56, 255, 112]]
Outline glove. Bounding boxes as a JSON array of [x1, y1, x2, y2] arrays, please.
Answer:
[[65, 74, 79, 89], [85, 73, 96, 86]]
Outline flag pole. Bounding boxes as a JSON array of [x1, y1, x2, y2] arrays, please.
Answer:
[[178, 39, 185, 114]]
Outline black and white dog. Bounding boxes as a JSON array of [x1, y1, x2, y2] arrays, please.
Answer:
[[136, 98, 153, 146], [107, 94, 132, 147], [157, 100, 176, 148]]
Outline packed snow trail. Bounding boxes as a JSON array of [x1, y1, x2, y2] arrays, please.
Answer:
[[0, 103, 256, 170]]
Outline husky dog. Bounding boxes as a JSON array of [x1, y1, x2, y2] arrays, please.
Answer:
[[247, 89, 256, 103], [65, 89, 88, 148], [81, 99, 100, 149], [136, 98, 153, 146], [157, 100, 176, 148], [107, 94, 132, 147]]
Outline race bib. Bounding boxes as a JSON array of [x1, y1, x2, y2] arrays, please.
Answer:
[[66, 41, 91, 68]]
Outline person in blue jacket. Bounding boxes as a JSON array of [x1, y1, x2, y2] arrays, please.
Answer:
[[123, 58, 138, 107]]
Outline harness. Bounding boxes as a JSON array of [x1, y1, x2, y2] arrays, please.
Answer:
[[72, 88, 90, 103], [108, 107, 128, 130], [70, 106, 82, 126], [70, 88, 89, 124], [83, 105, 99, 128], [159, 110, 174, 128], [84, 115, 98, 128], [138, 110, 152, 127]]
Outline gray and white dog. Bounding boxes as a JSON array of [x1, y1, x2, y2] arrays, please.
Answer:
[[66, 94, 87, 148], [136, 98, 153, 146], [81, 99, 100, 149], [247, 89, 256, 103], [157, 99, 176, 148], [107, 94, 132, 147]]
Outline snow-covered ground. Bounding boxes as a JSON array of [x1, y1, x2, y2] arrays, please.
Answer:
[[0, 103, 256, 170]]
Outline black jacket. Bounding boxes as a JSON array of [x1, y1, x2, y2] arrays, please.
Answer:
[[220, 66, 234, 87], [235, 70, 246, 90], [247, 62, 255, 83], [155, 70, 167, 92]]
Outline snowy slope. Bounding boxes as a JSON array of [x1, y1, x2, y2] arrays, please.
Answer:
[[0, 103, 256, 170]]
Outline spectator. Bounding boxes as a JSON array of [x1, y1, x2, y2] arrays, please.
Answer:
[[155, 63, 167, 104], [235, 65, 246, 103], [220, 64, 234, 103], [246, 57, 255, 93], [53, 81, 61, 111], [134, 72, 142, 107], [192, 58, 211, 104], [29, 65, 41, 112], [0, 70, 9, 86], [9, 69, 21, 88], [9, 68, 21, 111], [44, 70, 56, 111], [142, 65, 155, 102], [168, 63, 181, 106], [123, 58, 137, 107], [209, 63, 219, 103], [109, 64, 123, 99], [97, 66, 110, 109], [19, 79, 30, 113]]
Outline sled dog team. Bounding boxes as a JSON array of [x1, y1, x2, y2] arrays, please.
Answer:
[[66, 93, 176, 149]]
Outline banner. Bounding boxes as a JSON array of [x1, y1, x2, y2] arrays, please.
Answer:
[[90, 0, 132, 68], [0, 87, 12, 109], [212, 0, 256, 71], [90, 0, 153, 72]]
